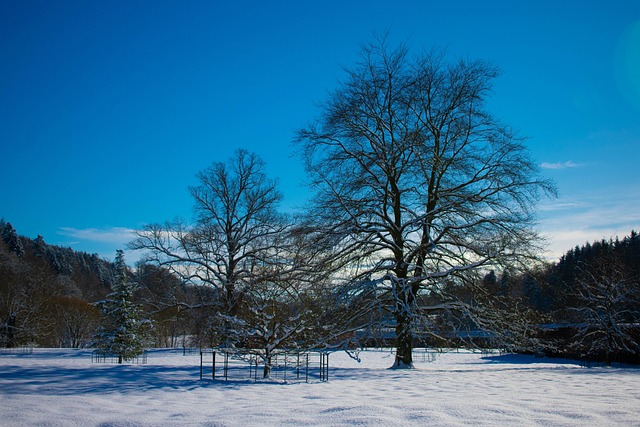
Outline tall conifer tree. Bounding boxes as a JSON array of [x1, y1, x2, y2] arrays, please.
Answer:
[[93, 250, 152, 363]]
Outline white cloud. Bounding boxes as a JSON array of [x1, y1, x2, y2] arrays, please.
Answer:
[[540, 160, 585, 170], [537, 199, 587, 212], [56, 226, 144, 263], [538, 192, 640, 260], [58, 227, 137, 244]]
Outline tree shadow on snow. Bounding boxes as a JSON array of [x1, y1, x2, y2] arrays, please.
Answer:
[[0, 363, 208, 396], [481, 353, 578, 365], [480, 353, 640, 371]]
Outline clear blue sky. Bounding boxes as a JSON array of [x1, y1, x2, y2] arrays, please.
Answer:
[[2, 0, 639, 262]]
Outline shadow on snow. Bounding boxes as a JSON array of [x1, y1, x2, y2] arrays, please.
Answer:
[[2, 350, 636, 397]]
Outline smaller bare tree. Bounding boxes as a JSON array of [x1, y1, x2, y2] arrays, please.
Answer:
[[130, 150, 288, 348], [50, 296, 100, 348]]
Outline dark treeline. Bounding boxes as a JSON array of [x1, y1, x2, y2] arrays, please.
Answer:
[[479, 231, 640, 364], [1, 219, 111, 348], [0, 219, 205, 349], [2, 217, 638, 364]]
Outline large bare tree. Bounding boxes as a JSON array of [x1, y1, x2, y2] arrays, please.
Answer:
[[295, 38, 555, 367], [130, 150, 286, 344]]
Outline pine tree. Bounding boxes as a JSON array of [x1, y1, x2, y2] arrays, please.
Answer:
[[1, 222, 24, 258], [33, 235, 46, 258], [93, 250, 152, 363]]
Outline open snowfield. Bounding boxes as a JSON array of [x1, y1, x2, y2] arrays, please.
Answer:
[[1, 348, 639, 426]]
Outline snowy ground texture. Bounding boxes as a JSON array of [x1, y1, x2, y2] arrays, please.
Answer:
[[1, 348, 639, 426]]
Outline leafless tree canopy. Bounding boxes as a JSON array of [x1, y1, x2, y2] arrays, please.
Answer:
[[130, 150, 286, 317], [131, 151, 346, 375], [295, 38, 555, 366], [571, 256, 639, 365]]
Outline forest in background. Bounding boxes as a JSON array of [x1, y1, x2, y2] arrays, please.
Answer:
[[1, 218, 638, 365]]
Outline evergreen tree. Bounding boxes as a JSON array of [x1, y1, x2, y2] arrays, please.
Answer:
[[33, 235, 46, 258], [482, 271, 498, 295], [93, 250, 152, 363], [1, 222, 24, 258], [497, 270, 512, 298]]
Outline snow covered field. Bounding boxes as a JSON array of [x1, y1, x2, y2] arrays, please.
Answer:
[[1, 348, 639, 426]]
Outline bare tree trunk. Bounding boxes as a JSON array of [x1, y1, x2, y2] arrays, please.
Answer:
[[394, 310, 413, 367], [6, 314, 16, 348], [392, 277, 416, 368], [263, 353, 272, 378]]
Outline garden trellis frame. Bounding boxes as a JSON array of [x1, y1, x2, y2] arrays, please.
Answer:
[[199, 349, 330, 382]]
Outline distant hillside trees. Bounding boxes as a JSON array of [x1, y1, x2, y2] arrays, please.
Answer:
[[1, 221, 24, 258], [0, 241, 48, 347], [1, 221, 63, 347], [50, 296, 100, 348], [0, 221, 119, 348], [554, 232, 640, 364], [0, 217, 638, 365], [474, 231, 640, 364]]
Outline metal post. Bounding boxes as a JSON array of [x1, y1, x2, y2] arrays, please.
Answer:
[[200, 351, 203, 380], [284, 354, 288, 381], [212, 351, 216, 380], [272, 354, 277, 379], [224, 351, 229, 381], [319, 353, 329, 382], [326, 353, 329, 382]]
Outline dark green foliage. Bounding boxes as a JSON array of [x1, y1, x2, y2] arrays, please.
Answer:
[[93, 250, 153, 363], [502, 231, 640, 363], [1, 221, 24, 258]]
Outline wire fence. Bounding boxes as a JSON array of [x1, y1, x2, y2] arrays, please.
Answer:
[[91, 350, 148, 364], [412, 348, 438, 363], [199, 349, 330, 382], [0, 346, 33, 355]]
